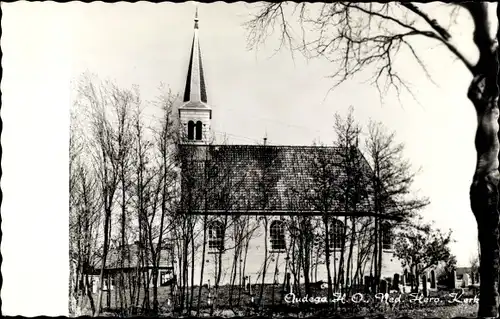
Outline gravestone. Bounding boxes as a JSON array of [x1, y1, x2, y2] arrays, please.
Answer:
[[451, 270, 457, 289], [380, 279, 387, 294], [471, 272, 475, 284], [92, 279, 97, 294], [422, 275, 428, 297], [393, 273, 400, 290], [248, 276, 252, 295], [401, 273, 406, 291], [207, 288, 212, 305], [430, 270, 436, 289], [364, 276, 371, 293], [243, 276, 247, 291], [285, 273, 291, 293], [463, 273, 469, 287]]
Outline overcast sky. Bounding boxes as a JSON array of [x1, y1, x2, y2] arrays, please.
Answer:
[[3, 1, 496, 315]]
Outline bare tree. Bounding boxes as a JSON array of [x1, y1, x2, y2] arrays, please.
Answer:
[[332, 107, 367, 291], [104, 79, 137, 314], [254, 146, 283, 307], [205, 146, 252, 313], [76, 74, 124, 316], [149, 88, 180, 313], [130, 98, 162, 312], [71, 76, 184, 316], [300, 146, 340, 299], [70, 110, 101, 315], [245, 3, 499, 315], [365, 120, 429, 287]]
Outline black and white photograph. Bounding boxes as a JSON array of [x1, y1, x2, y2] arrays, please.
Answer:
[[2, 1, 500, 318]]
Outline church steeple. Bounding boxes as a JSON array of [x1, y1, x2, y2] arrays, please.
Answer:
[[179, 9, 212, 144], [183, 8, 208, 105]]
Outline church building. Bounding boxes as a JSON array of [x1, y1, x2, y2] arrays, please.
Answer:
[[175, 12, 404, 290]]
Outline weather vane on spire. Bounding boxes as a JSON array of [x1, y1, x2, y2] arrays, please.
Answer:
[[194, 7, 199, 29]]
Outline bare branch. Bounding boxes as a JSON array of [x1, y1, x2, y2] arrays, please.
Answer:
[[400, 2, 475, 74], [245, 2, 477, 100]]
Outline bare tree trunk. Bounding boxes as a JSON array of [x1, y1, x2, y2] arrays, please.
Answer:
[[212, 215, 228, 313], [372, 216, 379, 292], [228, 220, 242, 307], [301, 219, 312, 296], [271, 253, 280, 306], [95, 206, 111, 316], [259, 217, 269, 306], [336, 217, 347, 290], [85, 273, 96, 314], [346, 220, 355, 293], [238, 232, 251, 305], [196, 215, 208, 316], [377, 223, 383, 285], [189, 223, 196, 312], [469, 72, 500, 317], [323, 216, 333, 303], [181, 223, 189, 311]]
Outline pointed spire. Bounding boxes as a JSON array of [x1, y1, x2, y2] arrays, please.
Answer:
[[194, 7, 199, 29], [183, 8, 208, 105]]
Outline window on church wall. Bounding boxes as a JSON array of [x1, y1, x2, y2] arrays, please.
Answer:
[[208, 221, 224, 251], [160, 270, 172, 287], [187, 121, 195, 140], [330, 219, 345, 251], [270, 220, 286, 251], [381, 223, 393, 250], [195, 121, 203, 140]]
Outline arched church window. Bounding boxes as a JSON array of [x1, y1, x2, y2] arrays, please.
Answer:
[[381, 223, 393, 250], [270, 220, 286, 251], [208, 221, 224, 251], [195, 121, 203, 140], [330, 219, 345, 250], [187, 121, 195, 140]]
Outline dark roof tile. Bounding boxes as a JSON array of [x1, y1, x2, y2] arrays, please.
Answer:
[[179, 144, 394, 218]]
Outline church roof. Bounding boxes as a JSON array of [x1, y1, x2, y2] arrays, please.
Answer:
[[179, 144, 402, 220], [181, 9, 209, 108]]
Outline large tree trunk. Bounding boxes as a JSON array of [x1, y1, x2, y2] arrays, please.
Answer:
[[469, 71, 500, 318], [461, 3, 500, 317]]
